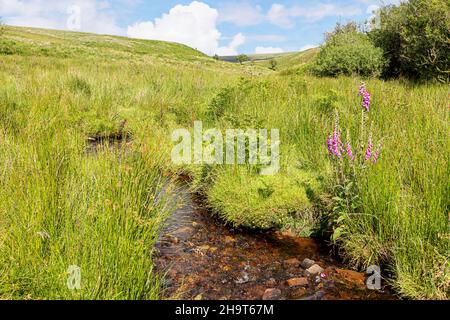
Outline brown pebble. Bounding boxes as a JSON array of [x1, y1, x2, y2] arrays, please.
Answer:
[[262, 288, 282, 300], [286, 277, 309, 287]]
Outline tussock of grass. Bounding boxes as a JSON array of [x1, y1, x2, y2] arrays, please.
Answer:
[[207, 167, 322, 236]]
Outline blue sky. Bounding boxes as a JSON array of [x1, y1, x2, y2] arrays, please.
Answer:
[[0, 0, 402, 55]]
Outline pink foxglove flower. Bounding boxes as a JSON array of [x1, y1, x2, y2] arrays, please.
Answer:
[[346, 141, 355, 161], [345, 130, 355, 161], [372, 143, 382, 163], [365, 135, 373, 161], [358, 83, 371, 112], [327, 136, 332, 155]]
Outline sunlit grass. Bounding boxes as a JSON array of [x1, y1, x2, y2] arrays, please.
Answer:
[[0, 26, 448, 299]]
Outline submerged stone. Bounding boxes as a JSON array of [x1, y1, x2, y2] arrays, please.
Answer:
[[286, 277, 309, 287], [262, 288, 282, 300], [305, 264, 324, 276], [301, 258, 315, 269]]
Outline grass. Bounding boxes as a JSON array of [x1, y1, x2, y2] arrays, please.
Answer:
[[252, 48, 320, 72], [207, 166, 322, 235], [0, 26, 246, 299], [189, 75, 449, 299], [0, 26, 448, 300]]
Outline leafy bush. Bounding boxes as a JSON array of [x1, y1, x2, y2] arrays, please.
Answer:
[[269, 59, 277, 70], [206, 86, 234, 120], [313, 27, 385, 77], [369, 0, 450, 81], [236, 54, 250, 64]]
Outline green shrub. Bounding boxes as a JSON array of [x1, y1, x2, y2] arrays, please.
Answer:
[[369, 0, 450, 81], [236, 54, 250, 64], [313, 28, 385, 77]]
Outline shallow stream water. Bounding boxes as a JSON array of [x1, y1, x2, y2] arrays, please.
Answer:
[[154, 184, 396, 300]]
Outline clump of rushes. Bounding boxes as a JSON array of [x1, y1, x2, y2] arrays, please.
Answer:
[[358, 82, 371, 112]]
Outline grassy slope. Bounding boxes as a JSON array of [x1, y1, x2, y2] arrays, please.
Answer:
[[1, 26, 205, 61], [219, 51, 294, 63], [0, 26, 253, 299], [244, 48, 320, 72], [219, 48, 319, 72], [0, 26, 448, 300]]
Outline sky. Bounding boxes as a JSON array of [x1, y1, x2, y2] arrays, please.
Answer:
[[0, 0, 403, 55]]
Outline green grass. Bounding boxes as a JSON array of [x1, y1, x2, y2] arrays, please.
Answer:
[[251, 48, 320, 72], [207, 166, 322, 235], [0, 26, 448, 300], [0, 26, 246, 299], [189, 75, 449, 299]]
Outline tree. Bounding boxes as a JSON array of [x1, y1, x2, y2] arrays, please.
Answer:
[[0, 18, 4, 37], [213, 54, 219, 61], [325, 21, 360, 41], [236, 54, 249, 65], [369, 0, 450, 81], [312, 23, 385, 78], [269, 59, 278, 71]]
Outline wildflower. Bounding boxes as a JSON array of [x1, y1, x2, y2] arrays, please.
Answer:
[[346, 141, 354, 160], [365, 135, 373, 161], [327, 136, 332, 155], [358, 83, 371, 112], [345, 130, 355, 161], [331, 125, 343, 158], [327, 115, 344, 158], [372, 142, 382, 163]]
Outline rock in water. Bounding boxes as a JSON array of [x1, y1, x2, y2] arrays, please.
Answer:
[[262, 288, 282, 300], [305, 264, 324, 276], [298, 291, 326, 300], [300, 258, 315, 269], [235, 272, 250, 284], [286, 277, 309, 287]]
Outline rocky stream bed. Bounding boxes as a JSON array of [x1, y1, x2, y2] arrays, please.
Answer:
[[154, 185, 396, 300]]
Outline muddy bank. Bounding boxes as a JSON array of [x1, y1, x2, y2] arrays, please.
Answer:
[[154, 185, 396, 300]]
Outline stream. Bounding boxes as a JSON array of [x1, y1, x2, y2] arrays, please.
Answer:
[[86, 139, 395, 300], [154, 183, 396, 300]]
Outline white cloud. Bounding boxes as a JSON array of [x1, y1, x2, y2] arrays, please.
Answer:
[[254, 46, 284, 54], [0, 0, 123, 35], [127, 1, 245, 56], [267, 3, 362, 28], [215, 33, 246, 55], [218, 2, 264, 27], [357, 0, 406, 4], [267, 4, 294, 28], [246, 34, 287, 43]]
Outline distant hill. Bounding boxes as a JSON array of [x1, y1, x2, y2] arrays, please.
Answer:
[[219, 48, 320, 71], [267, 48, 320, 70], [219, 52, 294, 63]]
